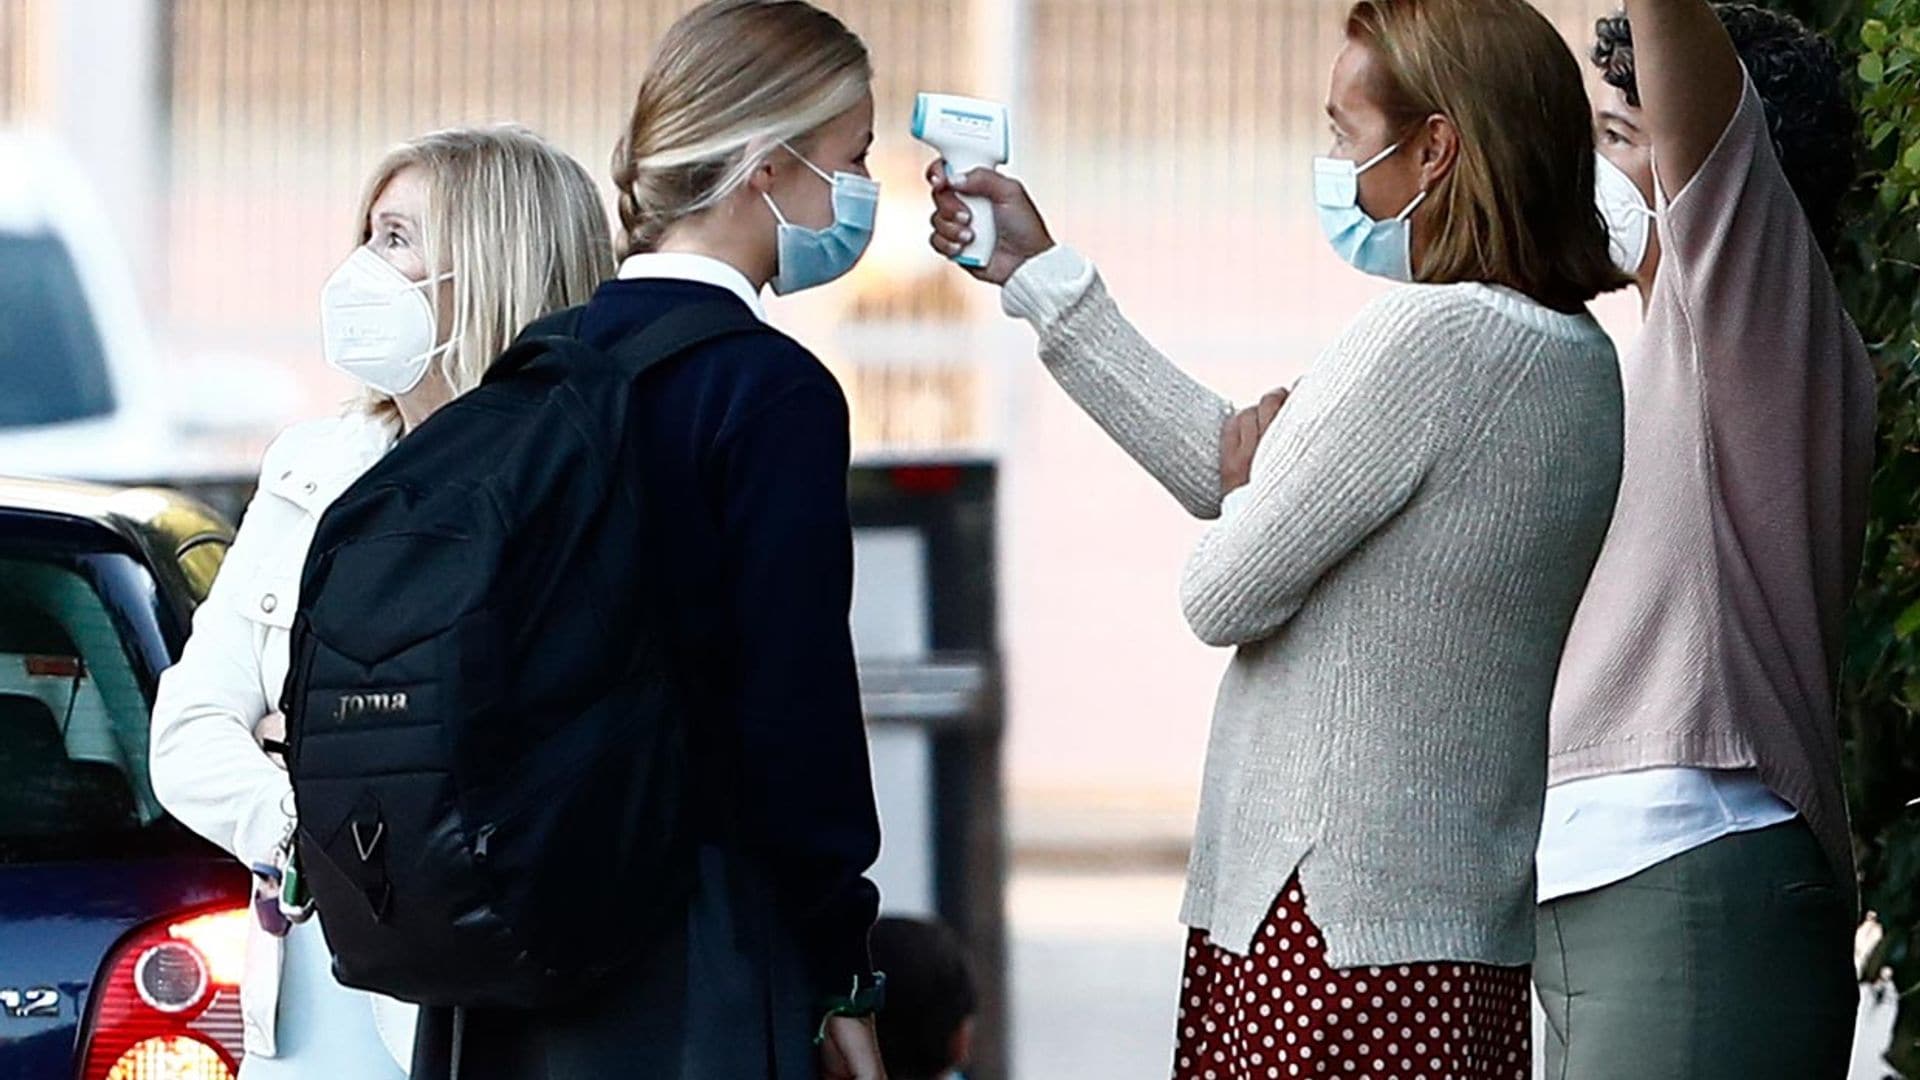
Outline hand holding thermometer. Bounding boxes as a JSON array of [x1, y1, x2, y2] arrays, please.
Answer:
[[913, 93, 1011, 269]]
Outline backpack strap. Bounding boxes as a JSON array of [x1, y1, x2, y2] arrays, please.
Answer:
[[491, 301, 770, 385], [599, 301, 773, 381], [514, 304, 586, 344], [485, 307, 595, 385]]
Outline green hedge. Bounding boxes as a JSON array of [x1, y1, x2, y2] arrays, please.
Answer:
[[1799, 0, 1920, 1069]]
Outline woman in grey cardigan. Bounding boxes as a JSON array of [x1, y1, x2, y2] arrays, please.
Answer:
[[927, 0, 1626, 1075]]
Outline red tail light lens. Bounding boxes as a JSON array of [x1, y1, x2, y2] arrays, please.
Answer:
[[80, 907, 248, 1080], [24, 654, 83, 678], [890, 465, 964, 496]]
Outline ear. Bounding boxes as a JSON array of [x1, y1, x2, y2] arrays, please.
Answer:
[[743, 145, 786, 196], [1417, 113, 1460, 192]]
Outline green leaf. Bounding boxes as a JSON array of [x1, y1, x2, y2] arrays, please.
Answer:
[[1904, 142, 1920, 175], [1877, 121, 1900, 148], [1864, 51, 1888, 85], [1897, 598, 1920, 639], [1868, 19, 1892, 50]]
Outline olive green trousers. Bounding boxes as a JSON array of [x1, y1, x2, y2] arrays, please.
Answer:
[[1534, 821, 1856, 1080]]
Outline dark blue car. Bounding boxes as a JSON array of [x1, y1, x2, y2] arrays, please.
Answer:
[[0, 476, 250, 1080]]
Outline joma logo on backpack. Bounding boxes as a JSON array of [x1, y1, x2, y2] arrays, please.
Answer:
[[335, 692, 410, 723]]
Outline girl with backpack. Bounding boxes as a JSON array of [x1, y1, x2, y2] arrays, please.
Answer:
[[407, 2, 886, 1078], [149, 126, 612, 1078]]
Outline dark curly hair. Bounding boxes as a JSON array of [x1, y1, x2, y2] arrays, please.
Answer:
[[1592, 4, 1857, 252]]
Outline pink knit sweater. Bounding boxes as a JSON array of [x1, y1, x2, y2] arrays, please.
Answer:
[[1548, 79, 1877, 901]]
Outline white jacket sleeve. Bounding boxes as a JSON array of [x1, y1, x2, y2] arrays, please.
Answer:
[[149, 490, 294, 870]]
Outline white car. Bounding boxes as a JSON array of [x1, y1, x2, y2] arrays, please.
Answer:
[[0, 132, 173, 481]]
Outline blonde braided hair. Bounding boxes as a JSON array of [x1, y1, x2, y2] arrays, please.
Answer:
[[611, 0, 871, 259]]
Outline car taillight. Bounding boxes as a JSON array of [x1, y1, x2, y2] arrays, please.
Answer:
[[24, 654, 83, 678], [167, 910, 249, 988], [102, 1037, 231, 1079], [79, 906, 249, 1080]]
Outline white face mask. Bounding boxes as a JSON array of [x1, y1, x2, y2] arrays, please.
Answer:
[[1594, 153, 1656, 277], [320, 246, 454, 396]]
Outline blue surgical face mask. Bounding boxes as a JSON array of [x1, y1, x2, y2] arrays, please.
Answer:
[[1313, 141, 1428, 282], [763, 144, 880, 296]]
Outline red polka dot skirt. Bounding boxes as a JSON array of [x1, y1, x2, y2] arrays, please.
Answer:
[[1173, 874, 1530, 1080]]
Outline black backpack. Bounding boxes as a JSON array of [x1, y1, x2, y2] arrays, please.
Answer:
[[282, 301, 771, 1009]]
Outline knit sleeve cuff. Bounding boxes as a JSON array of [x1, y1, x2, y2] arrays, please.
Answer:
[[1219, 486, 1253, 523], [1002, 244, 1097, 330]]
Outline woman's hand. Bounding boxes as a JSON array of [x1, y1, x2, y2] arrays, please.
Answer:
[[256, 711, 287, 766], [819, 1015, 887, 1080], [926, 161, 1055, 286], [1220, 391, 1290, 495]]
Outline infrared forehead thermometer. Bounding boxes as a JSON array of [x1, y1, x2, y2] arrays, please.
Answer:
[[913, 92, 1011, 269]]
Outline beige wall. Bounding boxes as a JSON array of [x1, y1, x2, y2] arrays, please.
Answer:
[[160, 0, 989, 447], [0, 0, 34, 125]]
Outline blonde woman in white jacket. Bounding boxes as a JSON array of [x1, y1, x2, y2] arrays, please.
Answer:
[[149, 126, 611, 1078]]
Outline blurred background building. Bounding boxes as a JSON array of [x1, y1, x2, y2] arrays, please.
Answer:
[[2, 2, 1639, 1074]]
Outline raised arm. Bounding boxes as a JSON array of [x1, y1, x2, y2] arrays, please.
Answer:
[[1627, 0, 1748, 197], [1016, 252, 1237, 518], [928, 166, 1236, 519]]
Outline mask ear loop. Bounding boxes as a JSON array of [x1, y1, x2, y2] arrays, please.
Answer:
[[1350, 140, 1426, 221], [394, 332, 459, 384], [778, 140, 837, 185], [1353, 140, 1403, 175], [408, 267, 457, 373], [1395, 176, 1430, 283], [764, 138, 840, 227], [402, 269, 455, 293], [763, 137, 850, 230]]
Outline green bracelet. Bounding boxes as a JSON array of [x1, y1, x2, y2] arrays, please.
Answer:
[[813, 972, 888, 1046]]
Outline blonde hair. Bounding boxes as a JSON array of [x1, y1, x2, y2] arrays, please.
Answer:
[[1346, 0, 1628, 307], [612, 0, 872, 258], [352, 125, 613, 427]]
